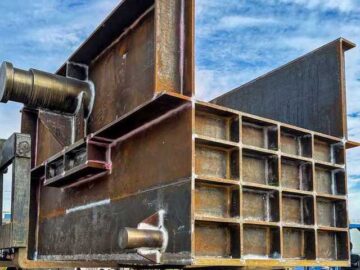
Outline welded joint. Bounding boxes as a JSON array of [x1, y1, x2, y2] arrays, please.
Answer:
[[118, 210, 168, 264]]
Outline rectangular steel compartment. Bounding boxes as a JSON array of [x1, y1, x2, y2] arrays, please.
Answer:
[[242, 149, 279, 186], [316, 198, 347, 228], [242, 188, 279, 222], [282, 228, 316, 259], [195, 108, 239, 142], [194, 221, 240, 258], [242, 225, 280, 259], [241, 116, 278, 150], [281, 157, 313, 191], [195, 181, 240, 218], [317, 230, 349, 260], [195, 142, 239, 181], [314, 136, 345, 165], [315, 164, 346, 195], [282, 193, 314, 225], [44, 140, 111, 187], [280, 127, 312, 157]]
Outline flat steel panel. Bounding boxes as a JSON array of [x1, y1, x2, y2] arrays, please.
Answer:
[[37, 181, 191, 260], [212, 39, 354, 138]]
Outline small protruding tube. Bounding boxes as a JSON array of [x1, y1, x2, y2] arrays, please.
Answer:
[[0, 61, 93, 117], [118, 228, 164, 250]]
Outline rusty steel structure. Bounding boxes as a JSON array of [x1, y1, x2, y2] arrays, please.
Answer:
[[0, 0, 358, 268]]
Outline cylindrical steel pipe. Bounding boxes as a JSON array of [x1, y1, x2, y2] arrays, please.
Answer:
[[0, 61, 93, 117], [118, 228, 164, 250]]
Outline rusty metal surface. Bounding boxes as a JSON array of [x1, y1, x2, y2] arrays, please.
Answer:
[[155, 0, 195, 97], [192, 100, 351, 266], [88, 0, 194, 133], [212, 38, 355, 138], [38, 111, 75, 147], [36, 118, 63, 165], [26, 93, 347, 268], [0, 96, 354, 268], [27, 94, 193, 264], [38, 94, 191, 189], [36, 98, 192, 218], [88, 8, 155, 132], [155, 0, 184, 94], [36, 180, 192, 263]]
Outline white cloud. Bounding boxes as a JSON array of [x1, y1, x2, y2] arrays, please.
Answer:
[[196, 66, 271, 101], [278, 0, 356, 12], [347, 148, 360, 176], [0, 0, 119, 71], [349, 190, 360, 222], [348, 196, 360, 222], [347, 116, 360, 141], [218, 16, 278, 29], [30, 26, 82, 47], [280, 36, 329, 53]]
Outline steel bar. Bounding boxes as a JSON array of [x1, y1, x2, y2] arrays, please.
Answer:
[[118, 228, 164, 250]]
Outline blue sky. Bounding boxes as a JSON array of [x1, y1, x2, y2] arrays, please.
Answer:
[[0, 0, 359, 221]]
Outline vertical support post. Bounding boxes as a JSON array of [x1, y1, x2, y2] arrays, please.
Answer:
[[154, 0, 195, 96], [0, 134, 31, 249], [11, 146, 31, 246], [0, 140, 3, 227], [0, 139, 5, 227]]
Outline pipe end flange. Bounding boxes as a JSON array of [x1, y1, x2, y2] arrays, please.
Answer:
[[0, 62, 14, 103]]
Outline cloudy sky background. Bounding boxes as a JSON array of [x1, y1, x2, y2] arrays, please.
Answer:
[[0, 0, 359, 222]]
